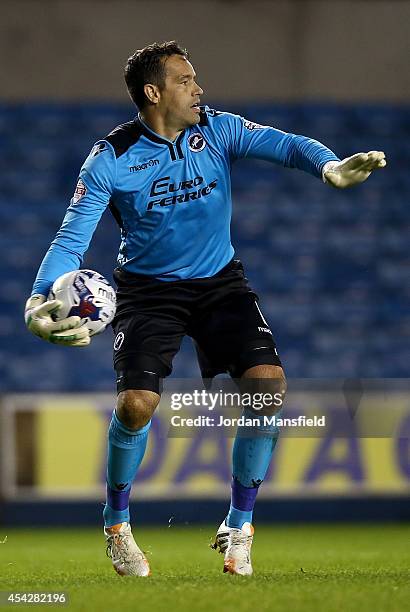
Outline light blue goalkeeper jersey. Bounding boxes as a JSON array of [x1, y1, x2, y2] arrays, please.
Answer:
[[32, 107, 339, 296]]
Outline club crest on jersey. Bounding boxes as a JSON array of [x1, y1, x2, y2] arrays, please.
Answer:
[[188, 133, 206, 152], [72, 179, 87, 204]]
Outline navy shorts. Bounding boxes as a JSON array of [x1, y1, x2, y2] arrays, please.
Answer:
[[112, 259, 282, 394]]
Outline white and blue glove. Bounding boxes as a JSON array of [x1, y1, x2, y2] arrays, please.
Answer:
[[323, 151, 386, 188], [25, 294, 90, 347]]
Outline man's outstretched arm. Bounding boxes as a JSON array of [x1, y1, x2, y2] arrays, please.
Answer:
[[214, 110, 387, 187]]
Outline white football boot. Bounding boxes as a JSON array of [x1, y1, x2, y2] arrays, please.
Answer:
[[105, 522, 150, 576], [212, 520, 254, 575]]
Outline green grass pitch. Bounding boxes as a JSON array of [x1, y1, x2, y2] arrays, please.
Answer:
[[0, 524, 409, 611]]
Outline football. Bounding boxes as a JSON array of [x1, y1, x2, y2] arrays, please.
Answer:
[[48, 269, 116, 336]]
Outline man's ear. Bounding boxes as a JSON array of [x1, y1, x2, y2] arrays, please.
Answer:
[[143, 83, 160, 105]]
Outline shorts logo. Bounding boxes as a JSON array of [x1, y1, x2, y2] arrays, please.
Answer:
[[114, 332, 125, 351], [258, 326, 272, 335], [188, 133, 206, 152], [72, 179, 87, 204]]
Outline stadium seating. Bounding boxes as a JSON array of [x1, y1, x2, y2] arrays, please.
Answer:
[[0, 103, 408, 390]]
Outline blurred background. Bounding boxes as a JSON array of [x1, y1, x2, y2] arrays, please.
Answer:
[[0, 0, 409, 525]]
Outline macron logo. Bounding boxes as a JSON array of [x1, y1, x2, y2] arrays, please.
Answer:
[[129, 159, 159, 172]]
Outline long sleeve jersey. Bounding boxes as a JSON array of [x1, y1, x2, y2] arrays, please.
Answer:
[[32, 106, 340, 296]]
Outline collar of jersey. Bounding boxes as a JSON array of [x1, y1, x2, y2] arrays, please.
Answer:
[[136, 113, 185, 161], [137, 113, 186, 145]]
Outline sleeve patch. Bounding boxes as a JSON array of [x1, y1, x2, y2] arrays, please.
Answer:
[[72, 178, 87, 204], [91, 143, 107, 157], [243, 119, 266, 131]]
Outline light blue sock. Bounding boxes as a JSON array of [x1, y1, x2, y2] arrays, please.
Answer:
[[226, 408, 280, 529], [103, 410, 151, 528]]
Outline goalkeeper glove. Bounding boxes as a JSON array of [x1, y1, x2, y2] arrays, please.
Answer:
[[323, 151, 386, 189], [25, 294, 91, 347]]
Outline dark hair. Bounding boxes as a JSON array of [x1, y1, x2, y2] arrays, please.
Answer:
[[124, 41, 189, 109]]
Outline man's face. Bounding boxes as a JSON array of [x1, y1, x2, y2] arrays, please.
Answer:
[[157, 55, 204, 129]]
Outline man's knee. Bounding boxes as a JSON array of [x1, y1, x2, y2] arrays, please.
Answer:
[[241, 364, 287, 416], [116, 389, 160, 430]]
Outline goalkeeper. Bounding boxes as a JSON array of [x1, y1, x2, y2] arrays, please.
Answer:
[[25, 41, 386, 577]]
